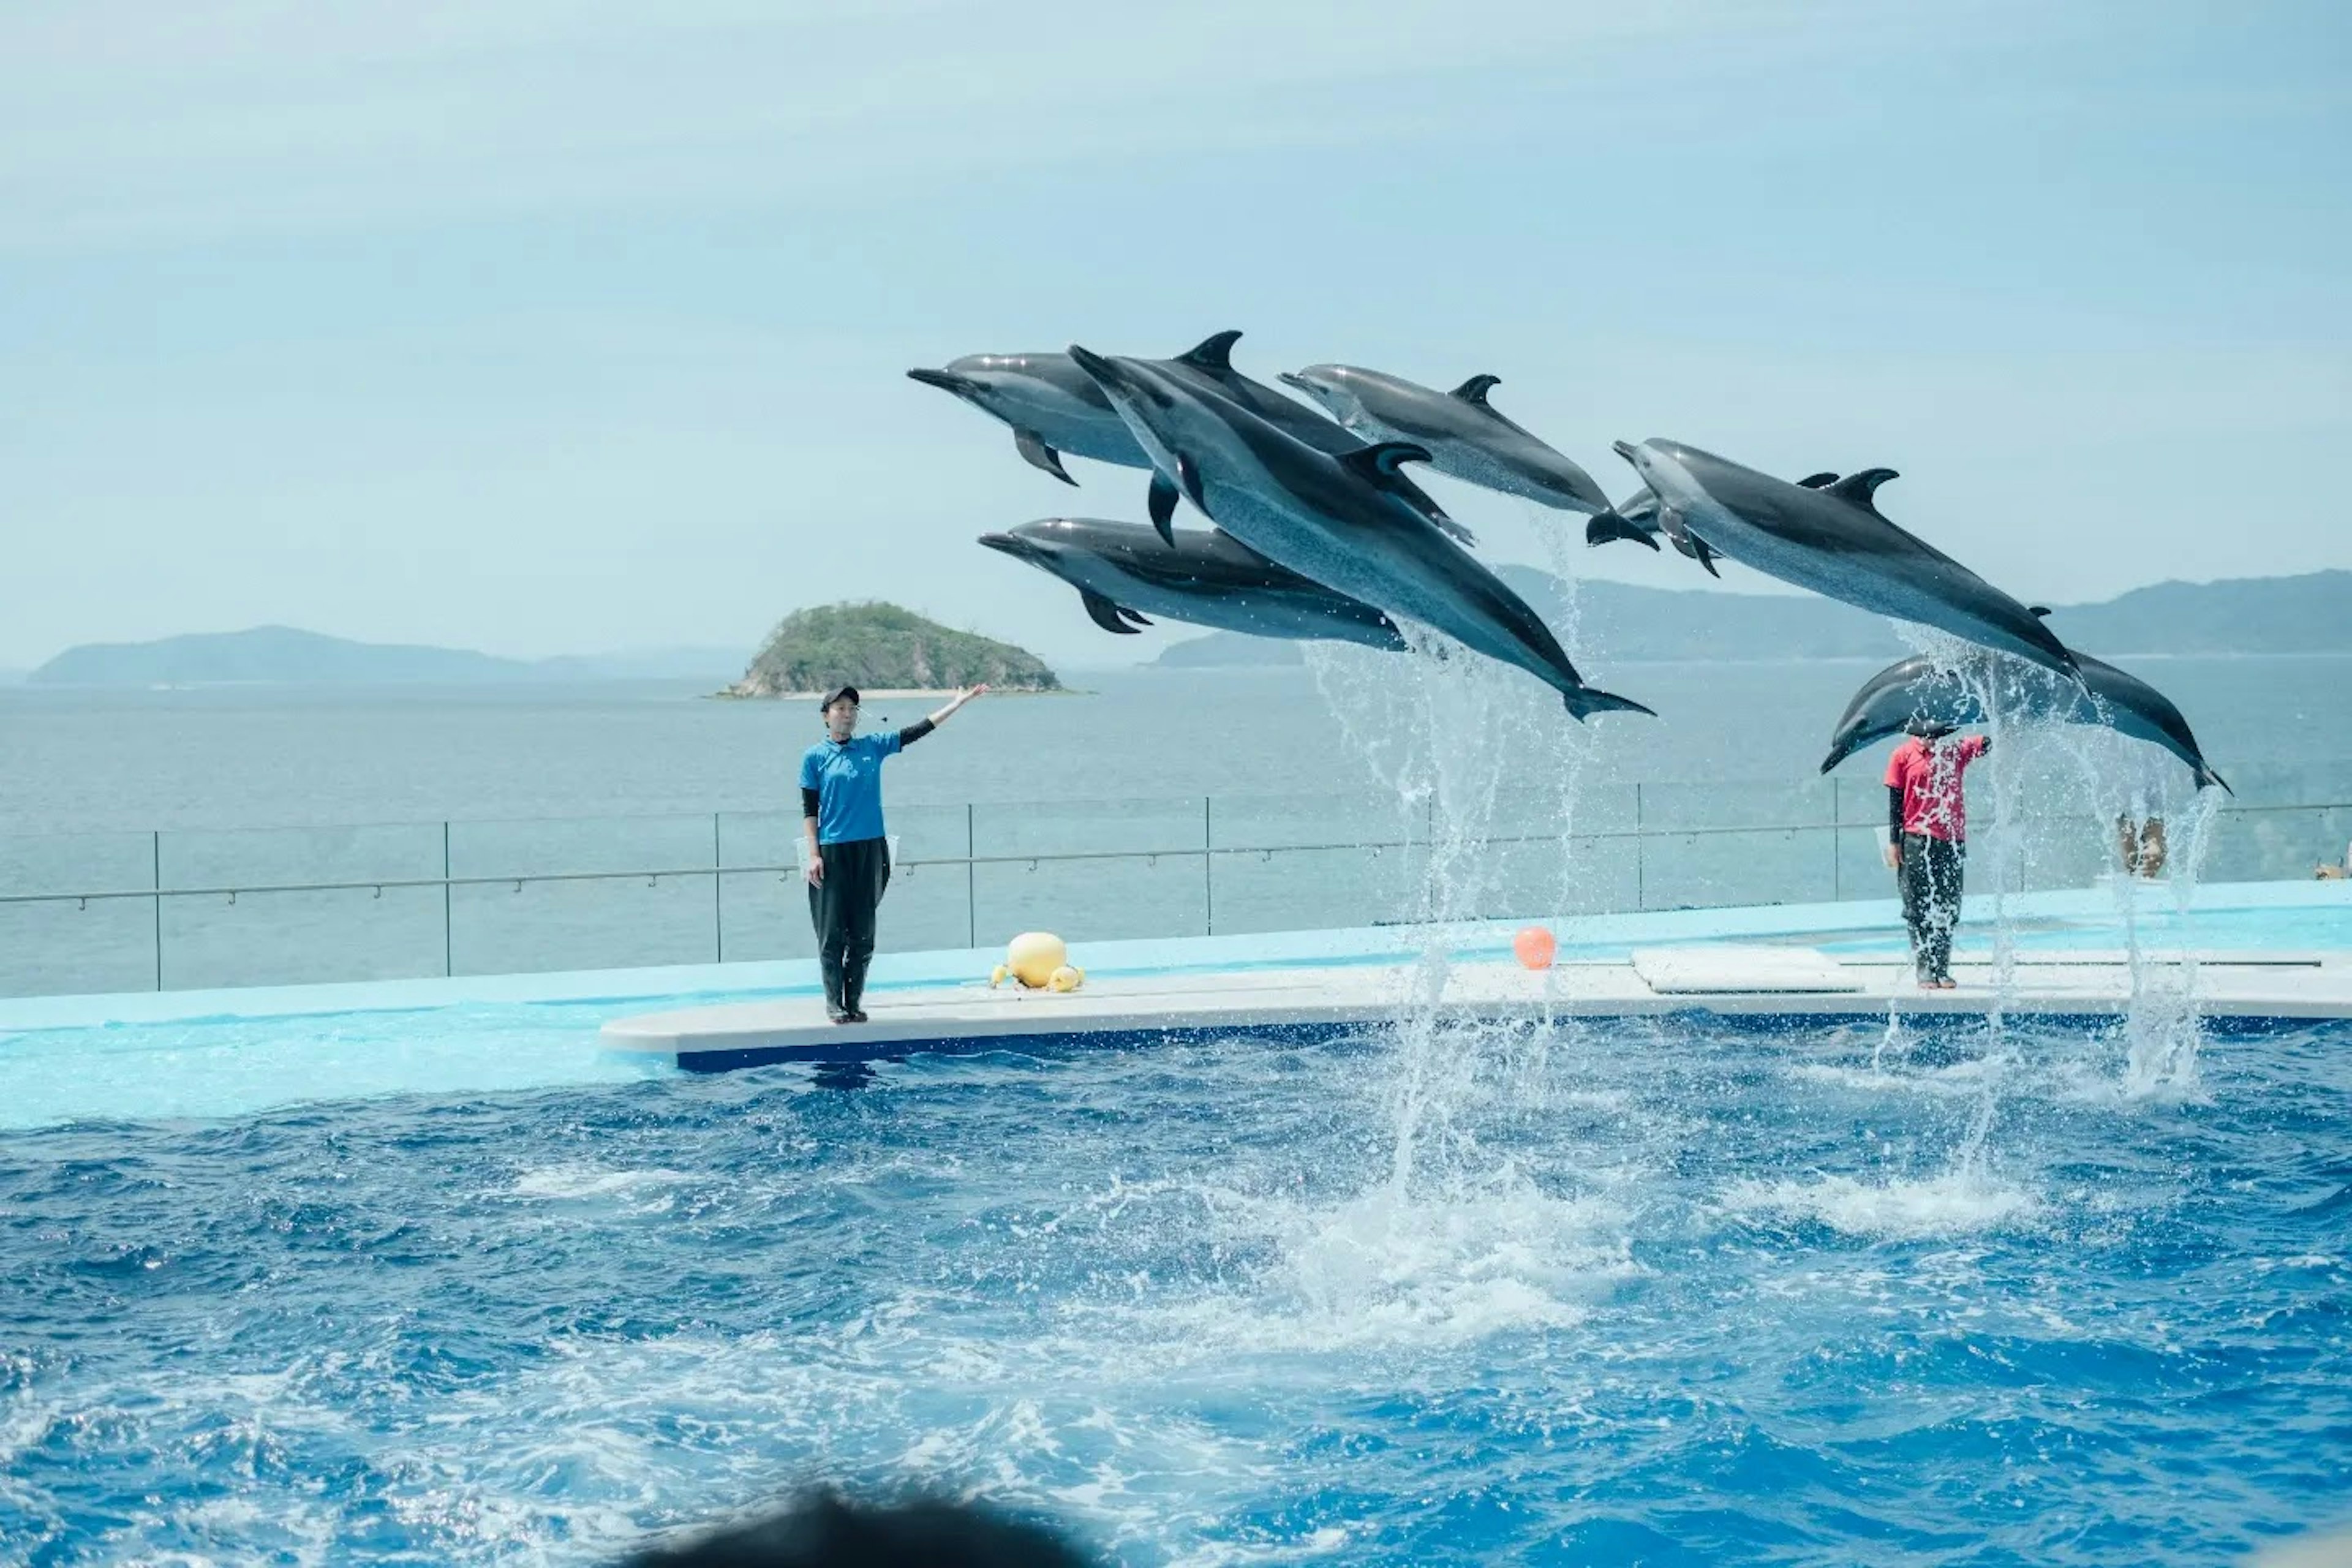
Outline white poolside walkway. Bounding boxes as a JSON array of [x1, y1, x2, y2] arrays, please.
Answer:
[[602, 944, 2352, 1068]]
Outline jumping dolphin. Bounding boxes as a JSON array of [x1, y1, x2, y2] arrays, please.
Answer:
[[910, 333, 1467, 547], [1585, 472, 1842, 576], [1278, 364, 1613, 515], [1820, 650, 2229, 791], [978, 519, 1408, 652], [1066, 344, 1652, 720], [1613, 439, 2079, 679], [905, 353, 1140, 485]]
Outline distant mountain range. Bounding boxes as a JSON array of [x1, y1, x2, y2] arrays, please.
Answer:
[[1153, 569, 2351, 667], [26, 626, 745, 687]]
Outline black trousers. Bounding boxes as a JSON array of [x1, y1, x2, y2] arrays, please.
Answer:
[[1898, 832, 1966, 981], [809, 836, 891, 1012]]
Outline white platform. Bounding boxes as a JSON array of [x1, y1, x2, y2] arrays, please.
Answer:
[[600, 946, 2352, 1069]]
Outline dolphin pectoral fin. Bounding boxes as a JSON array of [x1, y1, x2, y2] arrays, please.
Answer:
[[1338, 441, 1434, 486], [1825, 468, 1899, 511], [1796, 471, 1839, 489], [1078, 589, 1143, 635], [1015, 428, 1077, 486], [1586, 513, 1662, 550], [1175, 452, 1208, 514], [1147, 473, 1180, 544], [1692, 540, 1722, 578], [1428, 513, 1479, 547], [1450, 374, 1501, 406], [1175, 330, 1243, 372]]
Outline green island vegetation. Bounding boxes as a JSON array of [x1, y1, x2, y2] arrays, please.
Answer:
[[725, 601, 1061, 698]]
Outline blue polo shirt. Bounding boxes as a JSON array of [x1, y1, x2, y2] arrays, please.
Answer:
[[799, 731, 903, 845]]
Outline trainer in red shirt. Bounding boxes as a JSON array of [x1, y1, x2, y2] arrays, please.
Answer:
[[1885, 729, 1989, 844], [1882, 721, 1990, 989]]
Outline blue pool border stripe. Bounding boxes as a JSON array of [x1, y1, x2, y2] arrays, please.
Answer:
[[671, 1009, 2331, 1073]]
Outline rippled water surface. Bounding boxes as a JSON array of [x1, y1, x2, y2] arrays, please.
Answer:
[[4, 1013, 2348, 1565]]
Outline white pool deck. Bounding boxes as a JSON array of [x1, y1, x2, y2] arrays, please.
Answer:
[[603, 943, 2352, 1069]]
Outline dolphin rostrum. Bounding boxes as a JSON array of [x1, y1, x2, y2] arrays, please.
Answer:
[[1066, 344, 1652, 720], [1820, 649, 2228, 791], [910, 333, 1468, 548], [1279, 363, 1613, 515], [1613, 439, 2078, 679], [978, 518, 1408, 651]]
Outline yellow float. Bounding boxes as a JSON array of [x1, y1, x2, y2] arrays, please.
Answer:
[[1005, 931, 1067, 988]]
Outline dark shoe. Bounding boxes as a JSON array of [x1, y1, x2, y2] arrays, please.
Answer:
[[826, 1001, 852, 1024], [846, 1008, 869, 1023]]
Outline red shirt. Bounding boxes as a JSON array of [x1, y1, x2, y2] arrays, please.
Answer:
[[1885, 734, 1988, 842]]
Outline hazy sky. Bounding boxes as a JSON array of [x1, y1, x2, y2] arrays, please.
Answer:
[[2, 0, 2345, 672]]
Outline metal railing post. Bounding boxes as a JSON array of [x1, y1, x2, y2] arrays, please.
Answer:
[[1204, 797, 1214, 937], [1831, 784, 1842, 902], [711, 812, 723, 962], [965, 802, 977, 950], [152, 830, 162, 991], [442, 821, 453, 976], [1634, 783, 1645, 911]]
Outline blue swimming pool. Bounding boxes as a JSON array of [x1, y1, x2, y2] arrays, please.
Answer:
[[3, 1002, 2346, 1564]]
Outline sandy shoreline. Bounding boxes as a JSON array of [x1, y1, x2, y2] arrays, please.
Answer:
[[715, 685, 1072, 700]]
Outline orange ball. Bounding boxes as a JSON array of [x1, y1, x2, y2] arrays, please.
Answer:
[[1513, 925, 1558, 970]]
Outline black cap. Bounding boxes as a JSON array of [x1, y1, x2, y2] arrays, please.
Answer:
[[818, 684, 859, 712], [1904, 715, 1956, 739]]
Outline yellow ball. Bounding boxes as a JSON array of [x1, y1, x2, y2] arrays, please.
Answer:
[[1006, 931, 1067, 989], [1047, 964, 1081, 993]]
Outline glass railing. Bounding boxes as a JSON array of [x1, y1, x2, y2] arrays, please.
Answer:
[[2, 770, 2345, 998]]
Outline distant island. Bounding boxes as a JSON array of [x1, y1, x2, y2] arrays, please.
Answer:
[[1152, 568, 2352, 667], [24, 626, 744, 687], [725, 601, 1060, 698]]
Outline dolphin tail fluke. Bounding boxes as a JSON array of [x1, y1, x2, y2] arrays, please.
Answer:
[[1585, 512, 1660, 551], [1014, 428, 1076, 486], [1564, 686, 1657, 722]]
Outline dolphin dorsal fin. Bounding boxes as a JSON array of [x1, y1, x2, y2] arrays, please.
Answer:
[[1339, 441, 1433, 488], [1825, 467, 1899, 511], [1796, 471, 1839, 489], [1177, 330, 1243, 372], [2029, 605, 2051, 617], [1451, 374, 1501, 406]]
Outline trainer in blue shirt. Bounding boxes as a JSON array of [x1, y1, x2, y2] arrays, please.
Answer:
[[799, 681, 986, 1023]]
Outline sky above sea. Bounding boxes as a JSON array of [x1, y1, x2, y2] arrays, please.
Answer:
[[1, 0, 2346, 673]]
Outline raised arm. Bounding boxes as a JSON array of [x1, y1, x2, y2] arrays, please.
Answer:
[[898, 684, 989, 748]]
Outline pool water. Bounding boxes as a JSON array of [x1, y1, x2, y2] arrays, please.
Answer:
[[4, 1009, 2346, 1564]]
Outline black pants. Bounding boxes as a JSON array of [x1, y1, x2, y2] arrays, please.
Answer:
[[1898, 832, 1966, 981], [809, 836, 890, 1013]]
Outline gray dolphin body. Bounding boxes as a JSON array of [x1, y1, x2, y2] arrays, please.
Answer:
[[1616, 439, 2078, 679], [1279, 364, 1613, 514], [1585, 472, 1841, 577], [910, 333, 1466, 545], [906, 352, 1143, 484], [1821, 651, 2228, 791], [978, 518, 1408, 651], [1066, 345, 1651, 720]]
